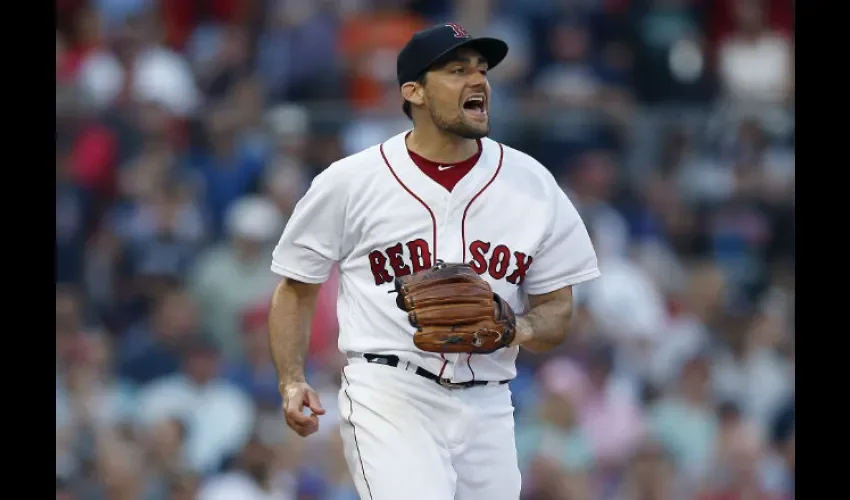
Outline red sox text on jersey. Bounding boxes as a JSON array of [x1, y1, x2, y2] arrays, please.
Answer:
[[368, 239, 533, 286]]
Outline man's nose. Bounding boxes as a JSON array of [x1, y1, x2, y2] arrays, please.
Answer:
[[467, 71, 487, 87]]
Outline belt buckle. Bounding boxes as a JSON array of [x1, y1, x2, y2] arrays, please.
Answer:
[[438, 378, 466, 389]]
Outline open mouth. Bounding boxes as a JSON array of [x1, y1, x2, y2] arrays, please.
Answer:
[[462, 95, 487, 118]]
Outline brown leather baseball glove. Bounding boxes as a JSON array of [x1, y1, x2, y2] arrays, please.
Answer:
[[392, 261, 516, 354]]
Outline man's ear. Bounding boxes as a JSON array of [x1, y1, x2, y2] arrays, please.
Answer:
[[401, 82, 425, 108]]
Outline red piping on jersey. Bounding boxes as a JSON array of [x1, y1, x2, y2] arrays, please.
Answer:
[[380, 143, 438, 261], [461, 143, 505, 381], [461, 143, 504, 263], [380, 142, 449, 376]]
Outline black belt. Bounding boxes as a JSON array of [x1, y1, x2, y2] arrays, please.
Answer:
[[363, 353, 511, 389]]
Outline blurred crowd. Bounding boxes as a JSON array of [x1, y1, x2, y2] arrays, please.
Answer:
[[56, 0, 794, 499]]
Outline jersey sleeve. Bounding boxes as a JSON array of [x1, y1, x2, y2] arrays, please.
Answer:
[[523, 186, 600, 295], [270, 166, 347, 283]]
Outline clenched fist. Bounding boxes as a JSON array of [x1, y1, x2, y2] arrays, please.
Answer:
[[280, 381, 326, 437]]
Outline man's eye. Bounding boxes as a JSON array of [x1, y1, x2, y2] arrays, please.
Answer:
[[452, 67, 464, 74]]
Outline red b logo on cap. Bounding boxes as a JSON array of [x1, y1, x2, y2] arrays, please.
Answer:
[[446, 23, 470, 38]]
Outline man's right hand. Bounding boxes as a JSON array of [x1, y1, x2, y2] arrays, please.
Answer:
[[280, 381, 326, 437]]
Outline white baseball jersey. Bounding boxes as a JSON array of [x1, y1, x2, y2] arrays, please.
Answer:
[[271, 131, 600, 382]]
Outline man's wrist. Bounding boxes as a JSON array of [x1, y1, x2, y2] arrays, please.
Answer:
[[511, 317, 533, 347], [279, 375, 306, 388]]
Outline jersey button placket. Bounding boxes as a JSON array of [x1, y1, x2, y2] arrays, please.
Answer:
[[444, 195, 470, 381], [435, 195, 456, 262]]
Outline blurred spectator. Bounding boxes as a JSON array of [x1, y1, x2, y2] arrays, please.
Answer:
[[255, 1, 342, 103], [633, 129, 706, 253], [516, 358, 595, 483], [58, 331, 135, 432], [583, 245, 669, 388], [87, 434, 149, 499], [531, 18, 630, 166], [117, 181, 207, 287], [232, 78, 274, 160], [710, 306, 792, 432], [198, 433, 299, 500], [57, 325, 137, 483], [761, 398, 794, 497], [78, 9, 201, 117], [262, 103, 312, 213], [165, 471, 203, 500], [188, 195, 282, 361], [659, 127, 728, 209], [614, 440, 683, 500], [580, 343, 646, 471], [160, 0, 249, 50], [118, 283, 200, 385], [562, 151, 630, 259], [698, 402, 776, 499], [57, 2, 103, 82], [223, 306, 281, 410], [716, 0, 793, 105], [340, 91, 412, 156], [57, 477, 74, 500], [187, 103, 266, 237], [57, 137, 94, 284], [57, 285, 97, 369], [677, 120, 791, 303], [646, 351, 717, 487], [337, 1, 427, 110], [709, 0, 794, 44], [586, 250, 667, 340], [139, 417, 195, 498], [107, 96, 185, 168], [84, 227, 130, 328], [113, 141, 201, 237], [93, 0, 154, 32], [627, 0, 713, 105], [57, 92, 121, 204], [524, 455, 592, 500], [648, 261, 722, 386], [109, 110, 178, 210], [187, 24, 252, 102], [722, 118, 794, 209], [136, 336, 256, 474]]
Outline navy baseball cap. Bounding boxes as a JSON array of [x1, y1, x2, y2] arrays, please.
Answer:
[[397, 23, 509, 86]]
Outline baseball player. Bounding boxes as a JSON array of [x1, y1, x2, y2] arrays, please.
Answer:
[[268, 24, 600, 500]]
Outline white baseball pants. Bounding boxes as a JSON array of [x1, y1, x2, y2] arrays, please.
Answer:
[[338, 357, 522, 500]]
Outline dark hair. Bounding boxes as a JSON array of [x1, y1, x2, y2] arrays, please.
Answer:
[[402, 73, 428, 120]]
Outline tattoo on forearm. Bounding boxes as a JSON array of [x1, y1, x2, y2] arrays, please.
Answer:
[[518, 289, 574, 351]]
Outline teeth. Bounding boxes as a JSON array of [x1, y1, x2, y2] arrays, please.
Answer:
[[464, 95, 486, 114]]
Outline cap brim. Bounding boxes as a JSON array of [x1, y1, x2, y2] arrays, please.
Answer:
[[433, 37, 509, 72]]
